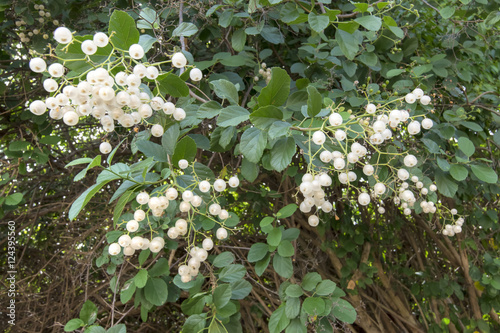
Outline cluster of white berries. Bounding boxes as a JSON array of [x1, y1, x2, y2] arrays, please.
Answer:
[[298, 173, 333, 226], [177, 239, 213, 282], [442, 211, 465, 236], [108, 235, 165, 256], [28, 29, 203, 141], [404, 88, 431, 106], [15, 4, 56, 43], [257, 63, 272, 84], [392, 174, 437, 215], [108, 173, 241, 279], [303, 89, 465, 236]]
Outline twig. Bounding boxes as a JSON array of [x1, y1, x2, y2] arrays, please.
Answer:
[[189, 89, 209, 103], [110, 261, 126, 326], [469, 90, 499, 104], [179, 0, 186, 74], [421, 0, 440, 13]]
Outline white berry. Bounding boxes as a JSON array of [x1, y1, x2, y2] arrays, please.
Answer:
[[216, 227, 228, 240]]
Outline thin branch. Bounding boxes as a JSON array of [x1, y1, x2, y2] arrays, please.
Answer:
[[179, 0, 186, 74], [421, 0, 439, 13], [469, 90, 499, 104]]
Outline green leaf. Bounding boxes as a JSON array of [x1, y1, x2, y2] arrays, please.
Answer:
[[273, 253, 293, 278], [449, 164, 468, 181], [39, 135, 61, 145], [149, 258, 170, 277], [335, 29, 359, 60], [9, 140, 30, 151], [457, 137, 475, 157], [136, 140, 169, 162], [5, 193, 23, 206], [139, 252, 150, 267], [79, 300, 98, 325], [258, 68, 291, 107], [277, 204, 298, 219], [331, 299, 356, 324], [86, 326, 106, 333], [162, 123, 180, 156], [64, 318, 84, 332], [461, 121, 483, 132], [172, 136, 197, 165], [255, 254, 271, 276], [113, 190, 136, 227], [230, 280, 252, 299], [261, 216, 275, 229], [210, 79, 239, 105], [65, 158, 93, 168], [308, 12, 330, 32], [241, 158, 259, 182], [120, 280, 136, 304], [317, 317, 333, 333], [268, 227, 282, 247], [358, 52, 378, 67], [412, 64, 433, 77], [69, 182, 110, 221], [437, 157, 451, 171], [208, 321, 227, 333], [154, 73, 189, 98], [106, 324, 126, 333], [471, 164, 498, 184], [282, 228, 300, 241], [108, 11, 140, 50], [270, 137, 296, 172], [386, 69, 404, 78], [144, 277, 168, 306], [316, 280, 336, 296], [213, 284, 232, 309], [302, 297, 325, 315], [240, 128, 267, 163], [269, 121, 292, 139], [440, 6, 455, 19], [218, 10, 234, 28], [261, 26, 284, 44], [138, 34, 157, 52], [285, 298, 301, 319], [183, 314, 207, 333], [182, 295, 207, 315], [213, 252, 235, 268], [278, 240, 295, 257], [301, 272, 322, 291], [435, 170, 458, 198], [81, 156, 102, 180], [231, 29, 246, 52], [306, 86, 322, 117], [219, 126, 236, 149], [219, 264, 246, 283], [285, 318, 306, 333], [355, 15, 382, 31], [250, 106, 283, 130], [172, 22, 198, 37], [286, 284, 303, 298], [217, 106, 250, 127], [248, 243, 270, 262], [134, 269, 148, 288], [197, 101, 222, 119], [421, 138, 440, 154], [217, 302, 239, 320], [268, 306, 290, 333]]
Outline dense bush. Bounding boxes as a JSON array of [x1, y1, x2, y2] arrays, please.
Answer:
[[1, 1, 499, 332]]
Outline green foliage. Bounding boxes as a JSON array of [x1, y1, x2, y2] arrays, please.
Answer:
[[2, 0, 500, 332]]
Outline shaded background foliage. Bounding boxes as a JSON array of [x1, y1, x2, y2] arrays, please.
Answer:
[[1, 0, 499, 332]]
